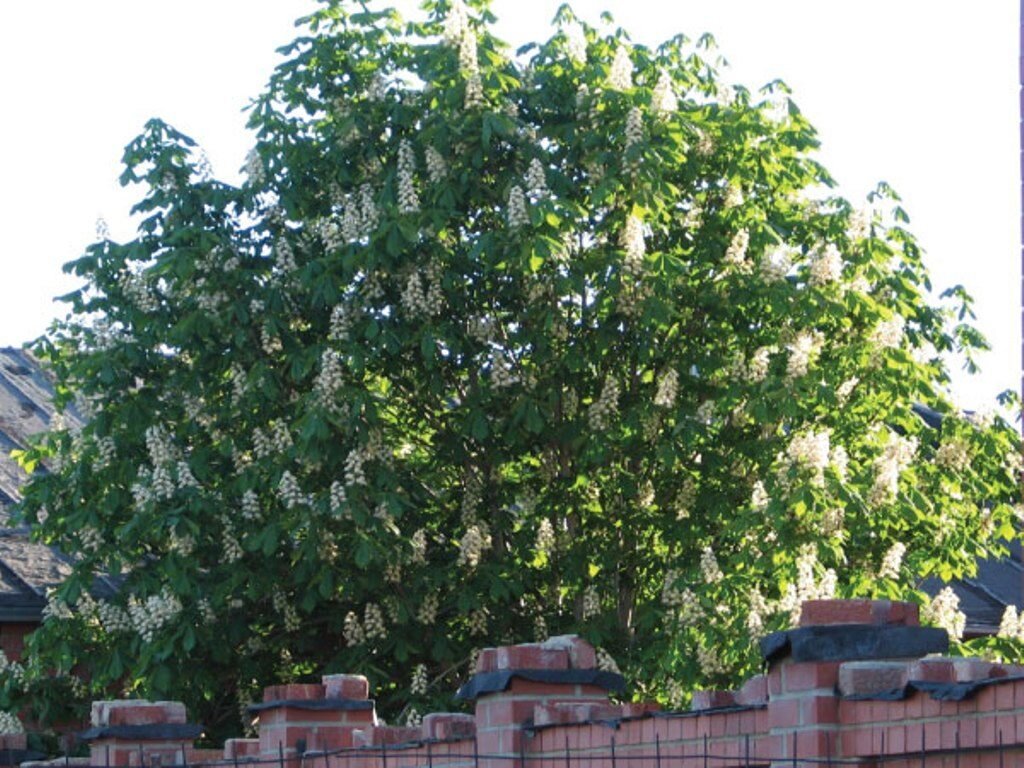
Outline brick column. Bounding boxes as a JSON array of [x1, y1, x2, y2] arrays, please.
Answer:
[[252, 675, 376, 765], [457, 636, 623, 768], [85, 700, 201, 767], [763, 599, 943, 766]]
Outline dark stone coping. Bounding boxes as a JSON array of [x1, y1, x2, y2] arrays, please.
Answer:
[[79, 723, 204, 741], [455, 668, 626, 701], [843, 674, 1024, 702], [0, 748, 46, 765], [247, 697, 375, 713], [760, 624, 948, 664]]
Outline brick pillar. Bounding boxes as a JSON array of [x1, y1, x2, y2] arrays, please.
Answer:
[[764, 599, 943, 766], [85, 700, 201, 767], [458, 635, 622, 768], [252, 675, 376, 766]]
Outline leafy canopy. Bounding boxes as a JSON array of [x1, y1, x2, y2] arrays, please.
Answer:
[[8, 0, 1021, 737]]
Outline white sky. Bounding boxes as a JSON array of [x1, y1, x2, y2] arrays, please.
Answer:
[[0, 1, 1017, 411]]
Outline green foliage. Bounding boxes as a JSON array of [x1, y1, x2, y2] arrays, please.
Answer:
[[6, 0, 1021, 737]]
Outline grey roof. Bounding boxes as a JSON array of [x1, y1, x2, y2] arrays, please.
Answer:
[[0, 347, 89, 617]]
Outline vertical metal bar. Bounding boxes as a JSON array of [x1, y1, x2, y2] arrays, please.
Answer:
[[564, 735, 570, 768], [519, 733, 526, 768], [825, 731, 832, 767], [609, 737, 616, 768], [744, 734, 750, 768], [920, 723, 926, 768], [655, 733, 661, 768], [473, 735, 479, 768], [955, 725, 961, 768], [381, 740, 388, 768], [791, 731, 797, 768], [280, 741, 286, 768], [139, 745, 145, 768], [323, 744, 330, 768], [999, 728, 1005, 768], [881, 731, 886, 759], [106, 744, 111, 768], [703, 734, 708, 768], [427, 740, 433, 768]]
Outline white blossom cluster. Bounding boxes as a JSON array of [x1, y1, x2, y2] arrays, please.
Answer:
[[608, 45, 633, 90], [443, 0, 469, 44], [746, 589, 769, 641], [410, 663, 429, 696], [821, 507, 845, 538], [42, 591, 72, 622], [409, 528, 428, 564], [243, 148, 265, 185], [329, 303, 354, 342], [723, 184, 743, 209], [487, 348, 516, 389], [563, 22, 587, 65], [745, 347, 773, 382], [778, 546, 836, 625], [119, 270, 159, 313], [364, 603, 387, 640], [836, 376, 859, 403], [401, 263, 444, 319], [674, 478, 696, 520], [723, 229, 749, 267], [870, 314, 905, 350], [809, 244, 843, 286], [384, 563, 402, 584], [274, 237, 298, 274], [396, 139, 420, 214], [619, 214, 646, 276], [998, 605, 1024, 641], [79, 525, 104, 553], [425, 146, 447, 184], [277, 470, 311, 509], [661, 572, 703, 623], [94, 436, 117, 470], [870, 432, 918, 507], [127, 588, 182, 643], [240, 489, 261, 521], [313, 348, 345, 410], [534, 518, 556, 558], [935, 438, 970, 472], [581, 585, 600, 620], [760, 245, 794, 282], [924, 586, 965, 641], [534, 614, 548, 641], [343, 611, 365, 646], [417, 591, 440, 624], [272, 587, 301, 633], [467, 607, 489, 636], [699, 546, 723, 584], [878, 542, 906, 579], [222, 523, 244, 563], [623, 106, 644, 172], [0, 650, 24, 691], [654, 369, 678, 408], [457, 24, 484, 109], [848, 209, 870, 240], [458, 524, 492, 568], [253, 421, 292, 459], [785, 330, 824, 379], [588, 376, 620, 431], [751, 480, 769, 511], [596, 647, 620, 674], [695, 399, 716, 425], [651, 70, 678, 117], [0, 711, 23, 736], [339, 184, 380, 243], [507, 185, 529, 228], [696, 645, 726, 677], [786, 428, 831, 485], [98, 600, 132, 634]]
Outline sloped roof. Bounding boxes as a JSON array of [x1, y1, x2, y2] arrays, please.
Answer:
[[0, 347, 89, 617]]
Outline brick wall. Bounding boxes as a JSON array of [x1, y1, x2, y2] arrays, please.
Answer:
[[78, 600, 1024, 768]]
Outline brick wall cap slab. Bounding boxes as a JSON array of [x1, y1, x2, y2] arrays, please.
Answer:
[[247, 697, 375, 714], [800, 599, 919, 628], [421, 712, 476, 740], [735, 675, 768, 706], [261, 684, 324, 703], [837, 661, 909, 697], [455, 668, 625, 701], [690, 690, 736, 711], [79, 723, 203, 742], [322, 675, 370, 700], [539, 635, 598, 670], [761, 624, 947, 664]]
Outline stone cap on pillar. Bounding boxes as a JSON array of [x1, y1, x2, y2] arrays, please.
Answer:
[[81, 700, 202, 742], [247, 681, 375, 713], [455, 635, 625, 700], [761, 599, 947, 666]]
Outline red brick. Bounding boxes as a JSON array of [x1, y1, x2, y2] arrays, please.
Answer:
[[539, 635, 597, 670], [800, 695, 838, 725], [476, 698, 536, 727], [837, 661, 908, 697], [495, 644, 570, 670], [767, 698, 799, 730], [476, 647, 499, 673], [799, 599, 918, 627], [224, 739, 260, 759], [795, 728, 834, 757], [322, 674, 369, 700], [690, 690, 735, 711], [735, 675, 767, 706], [421, 712, 475, 741], [784, 661, 840, 692], [262, 683, 325, 702], [767, 667, 783, 697]]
